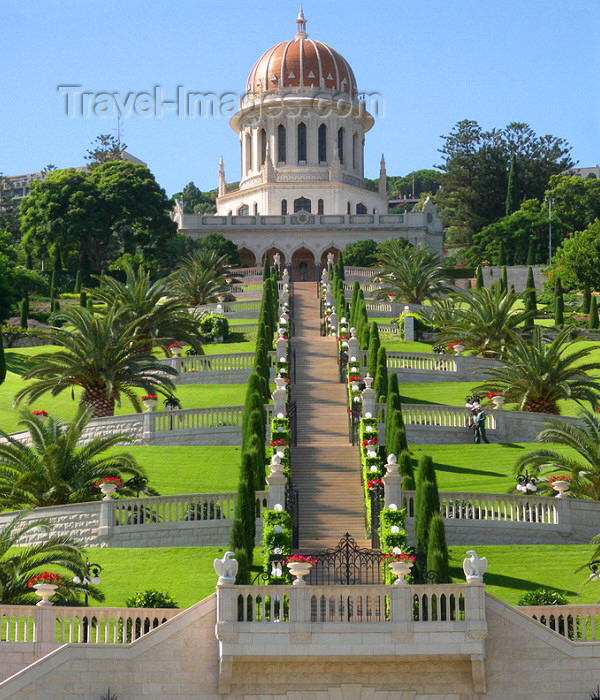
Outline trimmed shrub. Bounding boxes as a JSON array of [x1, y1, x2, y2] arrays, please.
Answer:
[[426, 513, 450, 583]]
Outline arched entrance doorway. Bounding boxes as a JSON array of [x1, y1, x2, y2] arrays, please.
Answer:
[[238, 247, 257, 267], [263, 247, 286, 272], [291, 247, 316, 281], [320, 247, 341, 268]]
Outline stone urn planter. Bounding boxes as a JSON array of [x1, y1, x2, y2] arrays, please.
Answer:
[[451, 343, 464, 356], [98, 482, 118, 500], [490, 395, 505, 410], [33, 583, 58, 606], [550, 480, 570, 498], [388, 561, 413, 585], [141, 397, 158, 412], [169, 345, 182, 357], [287, 561, 313, 586]]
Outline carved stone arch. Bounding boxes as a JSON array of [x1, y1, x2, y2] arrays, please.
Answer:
[[291, 244, 317, 281], [319, 245, 341, 267], [237, 246, 257, 267], [261, 246, 286, 267]]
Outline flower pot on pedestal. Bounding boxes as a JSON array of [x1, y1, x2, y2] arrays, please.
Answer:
[[452, 344, 464, 356], [551, 480, 570, 498], [99, 482, 118, 500], [170, 346, 182, 357], [388, 561, 413, 585], [33, 583, 58, 606], [491, 396, 505, 410], [287, 562, 313, 586], [142, 398, 158, 412]]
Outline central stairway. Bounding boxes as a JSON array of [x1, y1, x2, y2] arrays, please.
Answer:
[[291, 282, 369, 549]]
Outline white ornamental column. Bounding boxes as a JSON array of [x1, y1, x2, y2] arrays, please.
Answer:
[[382, 454, 403, 509], [348, 328, 360, 359], [272, 375, 287, 415], [266, 455, 286, 510], [361, 374, 376, 417]]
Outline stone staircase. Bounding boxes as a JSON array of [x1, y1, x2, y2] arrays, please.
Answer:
[[291, 282, 369, 549]]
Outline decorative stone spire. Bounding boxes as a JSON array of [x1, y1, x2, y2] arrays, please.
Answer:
[[264, 142, 275, 182], [295, 6, 308, 39], [218, 156, 226, 197], [379, 154, 387, 197], [329, 143, 343, 182]]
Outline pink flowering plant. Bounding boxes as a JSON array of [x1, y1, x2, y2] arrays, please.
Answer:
[[94, 476, 123, 489], [286, 554, 317, 565]]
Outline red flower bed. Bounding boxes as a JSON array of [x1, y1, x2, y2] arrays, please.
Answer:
[[286, 554, 317, 565], [383, 552, 415, 563], [140, 394, 157, 401], [28, 572, 62, 587], [362, 439, 378, 447], [367, 478, 384, 489], [270, 439, 288, 447], [547, 475, 571, 483], [94, 476, 123, 488], [32, 410, 48, 416], [486, 391, 503, 399]]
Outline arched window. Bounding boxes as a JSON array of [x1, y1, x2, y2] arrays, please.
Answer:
[[277, 124, 286, 163], [352, 133, 358, 170], [297, 123, 307, 162], [245, 133, 252, 174], [294, 197, 311, 213], [337, 127, 344, 165], [259, 129, 266, 166], [228, 210, 232, 216], [347, 201, 351, 215], [281, 199, 288, 215], [318, 124, 327, 162], [253, 203, 259, 215], [318, 199, 324, 215], [238, 204, 249, 215], [356, 203, 367, 214]]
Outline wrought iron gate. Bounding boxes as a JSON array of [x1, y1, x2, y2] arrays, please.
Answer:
[[307, 533, 384, 585]]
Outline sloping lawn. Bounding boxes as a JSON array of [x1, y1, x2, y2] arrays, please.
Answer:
[[410, 442, 578, 494], [105, 446, 242, 495], [448, 545, 599, 606], [1, 348, 249, 433]]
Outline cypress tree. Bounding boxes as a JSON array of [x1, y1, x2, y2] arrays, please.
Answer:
[[523, 292, 534, 333], [385, 372, 400, 438], [373, 346, 388, 402], [589, 296, 599, 330], [80, 290, 87, 308], [475, 265, 484, 290], [53, 299, 61, 313], [526, 266, 536, 298], [233, 548, 250, 585], [501, 266, 508, 293], [262, 254, 270, 281], [526, 239, 536, 266], [398, 451, 415, 492], [19, 298, 28, 329], [349, 281, 360, 328], [416, 454, 437, 487], [505, 153, 520, 216], [0, 336, 5, 385], [583, 287, 592, 315], [555, 277, 564, 327], [388, 412, 408, 456], [338, 251, 345, 280], [248, 434, 267, 489], [426, 513, 450, 583], [367, 328, 380, 380], [414, 480, 439, 559], [497, 240, 506, 266], [53, 247, 63, 272], [50, 271, 57, 310], [74, 270, 82, 294]]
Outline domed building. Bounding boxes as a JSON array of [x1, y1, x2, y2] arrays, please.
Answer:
[[175, 10, 443, 276]]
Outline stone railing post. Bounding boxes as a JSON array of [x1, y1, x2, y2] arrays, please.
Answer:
[[142, 410, 154, 445], [455, 354, 466, 381], [554, 496, 573, 537], [36, 605, 61, 654], [382, 454, 403, 508], [266, 456, 286, 510], [348, 330, 360, 360], [276, 336, 288, 359], [289, 584, 311, 641], [328, 311, 338, 337], [493, 409, 507, 442], [402, 307, 415, 342], [361, 374, 376, 417], [388, 585, 413, 641], [98, 499, 115, 541]]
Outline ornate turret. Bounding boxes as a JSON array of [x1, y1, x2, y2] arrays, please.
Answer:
[[379, 154, 387, 197], [218, 156, 226, 198]]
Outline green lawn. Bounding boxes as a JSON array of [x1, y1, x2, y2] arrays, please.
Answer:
[[1, 348, 249, 432], [448, 545, 599, 606], [106, 446, 242, 495], [410, 442, 577, 494], [83, 547, 228, 608]]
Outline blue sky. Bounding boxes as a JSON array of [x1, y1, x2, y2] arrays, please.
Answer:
[[2, 0, 599, 196]]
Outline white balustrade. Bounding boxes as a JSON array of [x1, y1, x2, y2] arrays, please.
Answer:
[[385, 352, 457, 372], [152, 406, 245, 432], [518, 604, 600, 641]]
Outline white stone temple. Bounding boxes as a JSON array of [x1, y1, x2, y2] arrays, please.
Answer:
[[174, 10, 443, 277]]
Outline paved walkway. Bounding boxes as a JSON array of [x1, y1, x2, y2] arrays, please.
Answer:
[[291, 282, 369, 549]]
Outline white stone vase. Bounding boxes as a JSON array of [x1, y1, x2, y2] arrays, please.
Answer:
[[452, 344, 465, 356], [170, 346, 182, 357], [490, 395, 505, 409], [142, 398, 158, 412], [33, 583, 58, 606], [99, 482, 118, 500], [287, 562, 313, 586], [551, 480, 570, 498], [388, 561, 413, 585]]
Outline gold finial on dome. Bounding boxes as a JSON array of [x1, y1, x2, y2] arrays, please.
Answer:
[[295, 6, 308, 39]]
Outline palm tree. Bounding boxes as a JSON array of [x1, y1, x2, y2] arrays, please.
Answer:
[[0, 408, 147, 508], [371, 243, 453, 304], [432, 285, 535, 358], [514, 409, 600, 499], [472, 327, 600, 414], [169, 249, 229, 306], [14, 306, 177, 417], [91, 264, 204, 355], [0, 511, 104, 604]]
